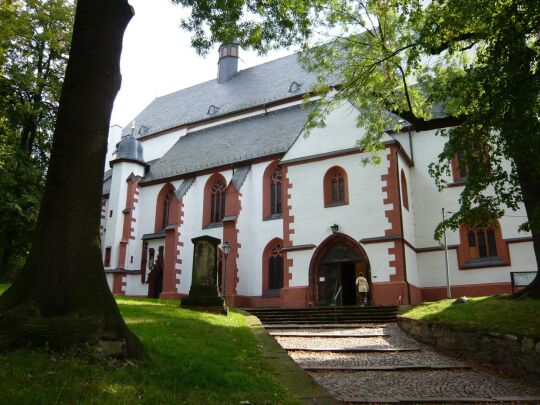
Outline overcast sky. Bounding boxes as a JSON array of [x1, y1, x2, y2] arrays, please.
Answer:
[[111, 0, 295, 128]]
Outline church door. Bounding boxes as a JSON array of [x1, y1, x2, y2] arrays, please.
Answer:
[[311, 235, 369, 306], [147, 246, 164, 298]]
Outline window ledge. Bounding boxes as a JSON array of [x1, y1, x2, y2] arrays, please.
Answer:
[[264, 214, 283, 221], [462, 257, 508, 269], [448, 178, 467, 188], [325, 201, 349, 208], [203, 222, 223, 229], [262, 289, 281, 298]]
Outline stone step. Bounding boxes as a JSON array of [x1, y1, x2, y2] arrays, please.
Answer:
[[261, 318, 397, 325], [303, 365, 471, 371], [269, 332, 390, 337], [264, 324, 388, 329], [246, 308, 398, 315], [244, 305, 398, 312], [341, 396, 540, 403], [283, 347, 420, 352]]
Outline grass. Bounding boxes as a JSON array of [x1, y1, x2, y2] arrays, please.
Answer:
[[401, 294, 540, 338], [0, 284, 297, 404]]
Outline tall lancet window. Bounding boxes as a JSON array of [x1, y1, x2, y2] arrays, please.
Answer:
[[210, 178, 226, 224], [162, 189, 174, 228], [268, 244, 284, 290], [270, 165, 282, 216]]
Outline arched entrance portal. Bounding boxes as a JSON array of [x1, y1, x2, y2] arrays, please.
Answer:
[[308, 233, 371, 306]]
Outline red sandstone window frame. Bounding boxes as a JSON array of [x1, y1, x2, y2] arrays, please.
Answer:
[[400, 169, 409, 211], [457, 221, 510, 269], [203, 173, 227, 228], [262, 238, 284, 295], [323, 166, 349, 207], [262, 161, 283, 220], [155, 183, 177, 232], [451, 150, 468, 185]]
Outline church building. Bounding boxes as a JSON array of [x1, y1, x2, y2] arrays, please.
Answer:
[[101, 44, 535, 307]]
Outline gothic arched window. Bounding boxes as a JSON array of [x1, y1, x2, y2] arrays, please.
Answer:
[[204, 174, 227, 226], [162, 189, 174, 228], [210, 178, 226, 223], [268, 244, 284, 290], [270, 165, 282, 216]]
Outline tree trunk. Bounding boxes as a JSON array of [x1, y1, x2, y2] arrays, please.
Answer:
[[0, 0, 146, 359], [0, 230, 14, 283], [513, 158, 540, 299]]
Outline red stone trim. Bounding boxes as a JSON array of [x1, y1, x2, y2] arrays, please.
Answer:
[[160, 191, 183, 300], [118, 175, 142, 270], [380, 145, 410, 303], [282, 166, 294, 288], [222, 180, 242, 305], [112, 273, 125, 295]]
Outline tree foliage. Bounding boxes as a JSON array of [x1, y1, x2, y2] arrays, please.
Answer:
[[173, 0, 540, 296], [0, 0, 74, 281]]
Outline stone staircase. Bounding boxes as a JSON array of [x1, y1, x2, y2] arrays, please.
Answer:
[[243, 305, 398, 325]]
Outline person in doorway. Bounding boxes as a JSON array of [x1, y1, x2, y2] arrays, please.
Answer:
[[355, 273, 369, 306]]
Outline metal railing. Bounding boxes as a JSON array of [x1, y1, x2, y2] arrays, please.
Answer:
[[332, 286, 342, 324]]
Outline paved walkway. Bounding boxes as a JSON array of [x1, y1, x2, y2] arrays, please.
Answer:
[[269, 323, 540, 403]]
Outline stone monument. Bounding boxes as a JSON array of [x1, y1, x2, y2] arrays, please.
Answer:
[[181, 235, 228, 315]]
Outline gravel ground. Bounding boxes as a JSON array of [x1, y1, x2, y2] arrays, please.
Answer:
[[309, 369, 540, 401], [269, 323, 540, 402]]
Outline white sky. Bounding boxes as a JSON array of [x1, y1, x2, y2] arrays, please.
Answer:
[[111, 0, 296, 128]]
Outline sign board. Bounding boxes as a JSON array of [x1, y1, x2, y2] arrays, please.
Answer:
[[319, 277, 325, 282], [511, 272, 537, 287]]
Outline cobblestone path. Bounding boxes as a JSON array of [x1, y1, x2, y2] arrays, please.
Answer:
[[269, 323, 540, 403]]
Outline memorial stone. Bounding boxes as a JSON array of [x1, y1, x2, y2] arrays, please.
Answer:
[[181, 235, 228, 315]]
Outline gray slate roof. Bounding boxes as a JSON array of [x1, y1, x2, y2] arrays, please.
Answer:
[[144, 105, 310, 182], [125, 53, 318, 138]]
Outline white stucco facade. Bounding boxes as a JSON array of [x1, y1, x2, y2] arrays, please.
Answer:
[[100, 53, 535, 306]]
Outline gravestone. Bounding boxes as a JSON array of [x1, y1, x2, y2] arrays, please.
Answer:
[[181, 235, 228, 315]]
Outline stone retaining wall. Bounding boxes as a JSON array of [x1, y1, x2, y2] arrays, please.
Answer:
[[398, 317, 540, 377]]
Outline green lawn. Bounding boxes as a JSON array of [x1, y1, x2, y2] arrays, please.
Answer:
[[0, 285, 296, 404], [401, 294, 540, 338]]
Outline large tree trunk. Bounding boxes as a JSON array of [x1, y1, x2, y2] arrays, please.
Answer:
[[0, 230, 14, 283], [0, 0, 146, 359], [513, 159, 540, 299]]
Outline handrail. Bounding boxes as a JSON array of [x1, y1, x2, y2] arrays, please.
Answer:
[[333, 286, 342, 324], [334, 286, 342, 302]]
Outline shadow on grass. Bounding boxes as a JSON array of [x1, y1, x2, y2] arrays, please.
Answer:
[[0, 295, 297, 405]]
